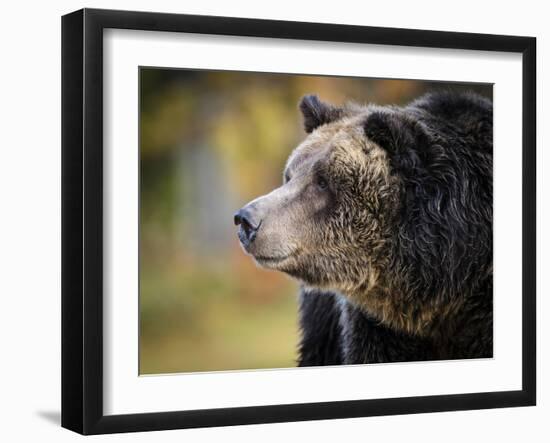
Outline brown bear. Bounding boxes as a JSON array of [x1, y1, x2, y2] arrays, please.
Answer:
[[234, 91, 493, 365]]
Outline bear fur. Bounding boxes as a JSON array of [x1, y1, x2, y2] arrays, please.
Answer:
[[235, 90, 493, 365]]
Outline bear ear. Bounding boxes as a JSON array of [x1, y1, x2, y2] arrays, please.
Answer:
[[299, 95, 344, 133], [364, 110, 430, 159]]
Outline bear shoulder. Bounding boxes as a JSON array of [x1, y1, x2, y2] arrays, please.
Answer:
[[407, 90, 493, 141], [408, 90, 492, 119]]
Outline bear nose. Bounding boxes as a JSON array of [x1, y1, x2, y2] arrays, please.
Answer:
[[234, 208, 261, 244]]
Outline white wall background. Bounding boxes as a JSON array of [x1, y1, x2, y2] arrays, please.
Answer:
[[0, 0, 546, 441]]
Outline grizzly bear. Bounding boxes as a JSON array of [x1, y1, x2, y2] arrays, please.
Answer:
[[234, 90, 493, 365]]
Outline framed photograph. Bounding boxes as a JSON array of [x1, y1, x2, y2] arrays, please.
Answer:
[[61, 8, 536, 435]]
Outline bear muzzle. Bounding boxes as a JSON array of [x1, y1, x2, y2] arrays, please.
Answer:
[[234, 206, 261, 248]]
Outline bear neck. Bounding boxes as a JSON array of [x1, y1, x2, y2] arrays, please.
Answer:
[[347, 283, 466, 338]]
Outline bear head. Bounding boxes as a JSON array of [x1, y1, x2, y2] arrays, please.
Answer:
[[234, 93, 492, 335]]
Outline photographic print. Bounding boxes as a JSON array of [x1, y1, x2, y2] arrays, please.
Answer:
[[139, 69, 493, 375], [62, 9, 535, 433]]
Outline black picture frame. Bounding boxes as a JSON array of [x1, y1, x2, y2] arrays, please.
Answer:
[[61, 8, 537, 435]]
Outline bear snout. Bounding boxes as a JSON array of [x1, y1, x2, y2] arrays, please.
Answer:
[[234, 207, 261, 247]]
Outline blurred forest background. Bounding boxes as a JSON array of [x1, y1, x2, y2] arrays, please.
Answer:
[[139, 68, 492, 374]]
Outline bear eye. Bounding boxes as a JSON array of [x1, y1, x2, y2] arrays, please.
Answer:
[[316, 175, 329, 190], [284, 172, 291, 183]]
